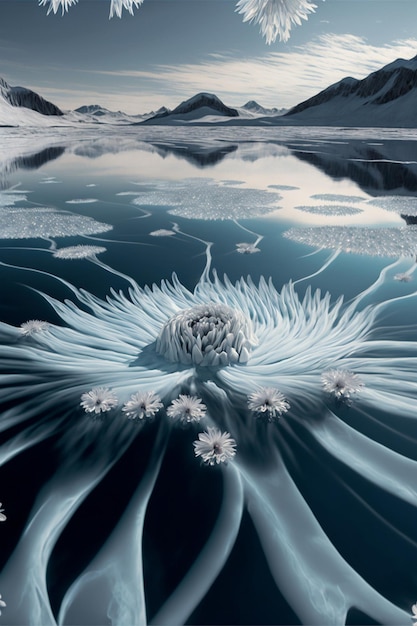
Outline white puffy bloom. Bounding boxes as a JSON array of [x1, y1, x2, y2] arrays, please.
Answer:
[[109, 0, 143, 18], [80, 387, 118, 414], [248, 387, 290, 419], [0, 594, 6, 615], [20, 320, 49, 336], [167, 395, 207, 423], [38, 0, 78, 15], [157, 302, 257, 367], [236, 243, 260, 254], [122, 391, 163, 421], [235, 0, 317, 44], [193, 427, 236, 465], [53, 245, 106, 260], [321, 369, 364, 401]]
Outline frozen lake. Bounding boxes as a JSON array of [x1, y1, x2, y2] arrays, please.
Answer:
[[0, 127, 416, 626]]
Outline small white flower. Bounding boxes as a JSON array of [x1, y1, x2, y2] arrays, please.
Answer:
[[394, 273, 412, 282], [20, 320, 49, 336], [122, 390, 163, 421], [248, 387, 290, 419], [236, 242, 260, 254], [193, 427, 237, 465], [412, 602, 417, 623], [39, 0, 78, 15], [0, 594, 6, 615], [0, 503, 6, 522], [80, 387, 118, 414], [321, 369, 364, 401], [167, 394, 207, 423]]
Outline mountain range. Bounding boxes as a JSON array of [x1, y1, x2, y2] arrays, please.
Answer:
[[2, 53, 417, 127]]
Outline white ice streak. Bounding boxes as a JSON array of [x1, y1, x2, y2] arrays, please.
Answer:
[[156, 302, 257, 367], [235, 0, 317, 43]]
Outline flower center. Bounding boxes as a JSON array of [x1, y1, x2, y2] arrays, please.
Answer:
[[156, 302, 257, 367]]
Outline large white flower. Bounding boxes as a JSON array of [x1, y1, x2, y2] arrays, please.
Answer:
[[247, 387, 290, 419], [80, 387, 118, 414], [235, 0, 317, 44]]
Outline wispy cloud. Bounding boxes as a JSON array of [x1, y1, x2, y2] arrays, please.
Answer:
[[90, 34, 417, 109]]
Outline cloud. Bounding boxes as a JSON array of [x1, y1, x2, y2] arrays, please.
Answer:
[[89, 33, 417, 109]]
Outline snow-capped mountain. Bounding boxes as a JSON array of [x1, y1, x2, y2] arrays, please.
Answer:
[[73, 104, 170, 124], [241, 100, 286, 116], [142, 93, 239, 124], [284, 55, 417, 127], [0, 77, 63, 117]]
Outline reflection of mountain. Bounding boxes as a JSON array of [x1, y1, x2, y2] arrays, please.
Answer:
[[0, 144, 66, 188], [149, 142, 238, 167], [292, 141, 417, 195]]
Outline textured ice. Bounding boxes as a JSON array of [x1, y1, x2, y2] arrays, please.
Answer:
[[0, 207, 112, 239], [268, 184, 299, 191], [310, 194, 367, 203], [284, 225, 417, 257], [295, 204, 364, 216], [367, 196, 417, 216], [132, 178, 281, 220], [149, 229, 175, 237], [65, 199, 99, 204]]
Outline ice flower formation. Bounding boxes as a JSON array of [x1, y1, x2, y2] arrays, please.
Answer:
[[19, 319, 49, 336], [0, 249, 415, 625], [193, 427, 236, 465], [122, 390, 163, 420], [167, 394, 207, 423], [38, 0, 316, 40], [294, 204, 363, 216], [235, 0, 317, 43], [321, 369, 364, 402], [248, 386, 290, 419]]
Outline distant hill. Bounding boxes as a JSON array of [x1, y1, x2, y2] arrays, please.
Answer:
[[284, 55, 417, 127], [142, 92, 239, 124], [241, 100, 285, 116]]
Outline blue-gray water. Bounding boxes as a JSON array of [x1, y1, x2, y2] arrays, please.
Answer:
[[0, 129, 416, 626]]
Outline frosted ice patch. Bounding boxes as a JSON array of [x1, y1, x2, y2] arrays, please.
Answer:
[[268, 184, 299, 191], [65, 199, 99, 204], [0, 207, 112, 239], [149, 229, 175, 237], [367, 196, 417, 216], [295, 205, 363, 216], [310, 194, 367, 203], [284, 225, 417, 257]]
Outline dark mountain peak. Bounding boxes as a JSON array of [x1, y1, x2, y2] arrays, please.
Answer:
[[0, 76, 63, 116]]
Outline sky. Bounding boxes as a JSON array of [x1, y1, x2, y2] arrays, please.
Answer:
[[0, 0, 417, 114]]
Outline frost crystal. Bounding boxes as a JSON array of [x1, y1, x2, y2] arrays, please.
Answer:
[[236, 242, 261, 254], [156, 303, 257, 367], [411, 602, 417, 624], [0, 503, 6, 522], [193, 427, 236, 465], [80, 387, 118, 414], [53, 245, 106, 260], [167, 395, 207, 423], [235, 0, 317, 43], [38, 0, 78, 15], [109, 0, 143, 18], [321, 369, 364, 401], [20, 320, 49, 336], [122, 391, 163, 421], [248, 387, 290, 419], [0, 594, 5, 616]]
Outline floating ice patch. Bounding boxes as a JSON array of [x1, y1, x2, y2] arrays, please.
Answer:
[[149, 229, 175, 237], [0, 207, 112, 239], [39, 178, 61, 184], [284, 225, 417, 257], [310, 194, 367, 203], [295, 205, 364, 216], [268, 184, 299, 191], [65, 199, 99, 205], [132, 179, 281, 220], [367, 196, 417, 216], [53, 245, 107, 260]]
